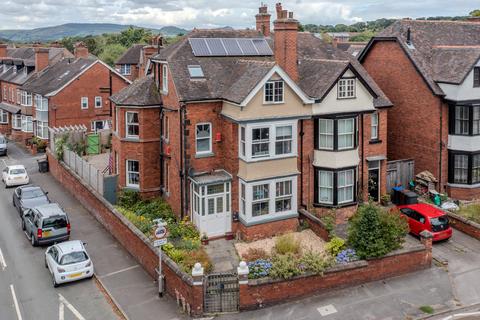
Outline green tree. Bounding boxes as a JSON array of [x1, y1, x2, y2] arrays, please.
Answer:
[[347, 203, 408, 259], [470, 9, 480, 17], [118, 26, 153, 48], [98, 44, 126, 66]]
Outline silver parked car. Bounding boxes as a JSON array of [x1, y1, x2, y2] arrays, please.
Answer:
[[0, 135, 7, 156], [22, 203, 70, 246]]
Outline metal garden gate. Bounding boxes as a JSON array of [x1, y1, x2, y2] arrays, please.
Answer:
[[204, 272, 239, 314]]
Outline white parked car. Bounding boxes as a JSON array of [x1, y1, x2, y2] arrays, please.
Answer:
[[45, 240, 94, 287], [2, 165, 29, 187]]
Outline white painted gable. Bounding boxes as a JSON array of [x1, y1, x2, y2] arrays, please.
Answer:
[[439, 59, 480, 101], [312, 69, 375, 115]]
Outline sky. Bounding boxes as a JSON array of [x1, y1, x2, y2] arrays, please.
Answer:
[[0, 0, 477, 30]]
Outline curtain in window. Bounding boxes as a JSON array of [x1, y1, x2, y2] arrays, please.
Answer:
[[318, 171, 333, 204]]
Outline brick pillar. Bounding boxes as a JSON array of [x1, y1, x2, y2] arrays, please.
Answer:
[[237, 261, 249, 311], [191, 262, 204, 316], [420, 230, 433, 267]]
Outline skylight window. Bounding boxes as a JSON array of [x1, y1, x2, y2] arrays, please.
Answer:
[[188, 65, 204, 78]]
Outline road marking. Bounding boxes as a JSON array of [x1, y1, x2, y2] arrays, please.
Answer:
[[10, 284, 23, 320], [0, 247, 7, 270], [58, 294, 86, 320], [317, 304, 337, 316], [59, 301, 64, 320], [98, 264, 139, 279]]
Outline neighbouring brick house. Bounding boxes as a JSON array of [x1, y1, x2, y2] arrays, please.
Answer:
[[359, 18, 480, 200], [19, 43, 131, 141], [0, 44, 73, 142], [111, 3, 392, 240], [115, 37, 163, 81]]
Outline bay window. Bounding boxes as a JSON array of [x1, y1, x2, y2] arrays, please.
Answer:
[[21, 115, 33, 132], [239, 176, 297, 224], [35, 95, 48, 111], [450, 105, 480, 136], [315, 117, 357, 151], [126, 160, 139, 188], [315, 167, 356, 206], [239, 121, 297, 161], [195, 123, 212, 154], [20, 91, 32, 106], [0, 110, 8, 124], [252, 127, 269, 158], [36, 121, 49, 139], [12, 114, 21, 129], [125, 111, 139, 138], [450, 151, 480, 185]]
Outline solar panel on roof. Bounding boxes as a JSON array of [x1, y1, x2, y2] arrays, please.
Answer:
[[205, 38, 227, 56], [189, 38, 272, 57], [252, 39, 273, 55], [236, 39, 258, 55], [189, 38, 211, 56], [222, 38, 243, 55]]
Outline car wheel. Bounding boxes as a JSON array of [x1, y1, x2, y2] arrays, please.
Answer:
[[21, 220, 25, 231], [12, 199, 15, 207], [44, 258, 48, 269], [31, 234, 37, 247], [52, 274, 59, 288]]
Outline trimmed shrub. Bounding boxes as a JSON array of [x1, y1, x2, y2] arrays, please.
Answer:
[[270, 253, 301, 279], [299, 251, 332, 274], [325, 236, 346, 257], [274, 233, 301, 255], [118, 189, 142, 208], [348, 203, 408, 259]]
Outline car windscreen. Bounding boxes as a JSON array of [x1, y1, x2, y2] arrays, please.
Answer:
[[10, 169, 25, 175], [59, 251, 88, 265], [22, 189, 45, 199], [430, 216, 449, 232], [42, 216, 67, 229]]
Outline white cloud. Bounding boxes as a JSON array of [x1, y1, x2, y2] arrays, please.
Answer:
[[0, 0, 476, 30]]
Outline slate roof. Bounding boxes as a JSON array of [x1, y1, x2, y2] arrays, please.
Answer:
[[21, 58, 96, 96], [148, 28, 391, 107], [110, 76, 162, 106], [0, 65, 32, 85], [0, 102, 21, 114], [360, 20, 480, 95], [115, 44, 144, 65]]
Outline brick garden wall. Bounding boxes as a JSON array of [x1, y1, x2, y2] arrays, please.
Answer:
[[47, 151, 203, 316], [240, 240, 432, 310], [447, 212, 480, 241]]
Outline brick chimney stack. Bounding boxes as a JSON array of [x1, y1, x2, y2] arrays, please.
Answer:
[[467, 16, 480, 23], [74, 42, 89, 59], [35, 47, 50, 73], [273, 3, 299, 81], [0, 44, 7, 58], [256, 3, 271, 37]]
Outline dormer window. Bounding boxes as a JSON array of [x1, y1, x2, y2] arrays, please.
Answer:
[[188, 65, 204, 78], [23, 67, 28, 76], [264, 80, 284, 104], [162, 64, 168, 93], [12, 65, 17, 74], [338, 78, 355, 99], [474, 67, 480, 88]]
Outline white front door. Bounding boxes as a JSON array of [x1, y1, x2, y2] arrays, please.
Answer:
[[191, 182, 231, 238]]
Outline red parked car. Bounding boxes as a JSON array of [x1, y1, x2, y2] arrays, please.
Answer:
[[397, 203, 452, 242]]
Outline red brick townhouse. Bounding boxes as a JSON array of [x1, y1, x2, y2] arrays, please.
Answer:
[[0, 44, 73, 141], [20, 43, 131, 140], [115, 37, 162, 81], [111, 3, 392, 240], [359, 19, 480, 200]]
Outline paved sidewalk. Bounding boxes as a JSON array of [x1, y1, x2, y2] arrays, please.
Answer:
[[8, 144, 185, 320]]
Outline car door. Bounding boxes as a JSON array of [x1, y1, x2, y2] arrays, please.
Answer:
[[410, 211, 427, 235], [23, 210, 35, 235], [399, 208, 415, 233], [46, 246, 59, 273], [14, 188, 21, 211]]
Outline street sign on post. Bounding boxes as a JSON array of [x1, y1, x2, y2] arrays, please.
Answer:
[[152, 219, 168, 297]]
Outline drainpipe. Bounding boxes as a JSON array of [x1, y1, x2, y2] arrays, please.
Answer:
[[439, 99, 443, 190], [109, 71, 113, 117], [299, 119, 306, 208], [360, 114, 365, 201], [159, 108, 164, 193], [179, 103, 187, 219]]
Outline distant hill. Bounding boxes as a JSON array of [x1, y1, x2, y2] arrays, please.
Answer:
[[0, 23, 188, 42]]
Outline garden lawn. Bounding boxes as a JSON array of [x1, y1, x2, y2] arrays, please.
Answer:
[[456, 203, 480, 224]]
